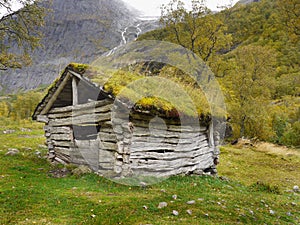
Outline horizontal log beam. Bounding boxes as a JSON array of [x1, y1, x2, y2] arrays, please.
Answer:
[[50, 134, 73, 141], [44, 126, 72, 134], [131, 154, 213, 171], [130, 147, 211, 160], [130, 141, 209, 153], [49, 99, 113, 114], [48, 104, 112, 119], [48, 112, 111, 126]]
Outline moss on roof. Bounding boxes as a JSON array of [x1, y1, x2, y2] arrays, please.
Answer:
[[68, 63, 89, 74], [35, 63, 218, 121], [86, 65, 212, 120]]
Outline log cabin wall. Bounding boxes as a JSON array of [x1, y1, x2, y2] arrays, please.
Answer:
[[112, 105, 215, 178], [41, 98, 215, 178], [42, 98, 117, 176]]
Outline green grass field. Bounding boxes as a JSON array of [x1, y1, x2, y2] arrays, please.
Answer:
[[0, 123, 299, 224]]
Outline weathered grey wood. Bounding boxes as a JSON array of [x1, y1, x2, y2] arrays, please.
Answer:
[[47, 143, 54, 150], [129, 140, 209, 153], [131, 154, 213, 171], [98, 163, 114, 170], [70, 157, 88, 165], [37, 115, 49, 123], [48, 153, 56, 159], [99, 132, 117, 142], [55, 147, 71, 156], [48, 112, 111, 126], [72, 77, 78, 106], [73, 139, 99, 171], [99, 150, 114, 163], [100, 141, 117, 151], [131, 134, 207, 144], [49, 98, 113, 114], [101, 121, 113, 127], [41, 73, 71, 115], [131, 162, 210, 177], [130, 147, 212, 161], [55, 152, 71, 163], [50, 133, 73, 141], [44, 126, 72, 134], [208, 122, 214, 147], [100, 127, 114, 133], [129, 126, 207, 135], [52, 140, 74, 148], [48, 104, 112, 119], [54, 157, 68, 164]]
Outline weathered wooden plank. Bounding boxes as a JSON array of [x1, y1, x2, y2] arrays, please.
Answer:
[[130, 147, 212, 160], [99, 150, 115, 163], [48, 104, 112, 119], [49, 98, 113, 114], [131, 162, 211, 177], [48, 153, 56, 159], [71, 157, 89, 166], [55, 152, 71, 163], [37, 115, 49, 123], [99, 132, 117, 142], [50, 133, 72, 141], [131, 127, 207, 138], [131, 134, 208, 144], [100, 141, 117, 151], [54, 157, 68, 164], [101, 121, 113, 128], [54, 147, 71, 156], [44, 126, 72, 134], [131, 154, 213, 171], [72, 77, 78, 106], [48, 112, 111, 126], [112, 125, 123, 134], [41, 73, 71, 115], [208, 121, 214, 147], [98, 163, 114, 170], [52, 140, 75, 148], [72, 140, 99, 171], [129, 140, 209, 153]]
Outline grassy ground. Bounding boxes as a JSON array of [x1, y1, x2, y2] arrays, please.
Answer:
[[0, 122, 299, 224]]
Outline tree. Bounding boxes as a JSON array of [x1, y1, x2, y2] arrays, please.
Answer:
[[0, 0, 46, 70], [223, 45, 277, 139], [276, 0, 300, 38], [160, 0, 232, 62]]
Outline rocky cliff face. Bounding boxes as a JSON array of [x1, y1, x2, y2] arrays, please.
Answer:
[[238, 0, 261, 5], [0, 0, 146, 93]]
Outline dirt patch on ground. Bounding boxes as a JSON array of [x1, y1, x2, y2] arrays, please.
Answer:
[[254, 142, 300, 157], [232, 138, 300, 157]]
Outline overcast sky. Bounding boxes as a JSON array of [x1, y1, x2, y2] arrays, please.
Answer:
[[1, 0, 240, 18], [123, 0, 240, 16]]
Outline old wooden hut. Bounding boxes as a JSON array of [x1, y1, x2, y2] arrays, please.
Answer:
[[33, 63, 220, 178]]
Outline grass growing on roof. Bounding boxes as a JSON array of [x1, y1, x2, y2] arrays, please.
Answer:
[[99, 67, 211, 118]]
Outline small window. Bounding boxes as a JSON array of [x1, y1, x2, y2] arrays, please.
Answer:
[[73, 124, 100, 140]]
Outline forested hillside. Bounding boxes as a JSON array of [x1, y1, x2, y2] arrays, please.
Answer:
[[138, 0, 299, 147]]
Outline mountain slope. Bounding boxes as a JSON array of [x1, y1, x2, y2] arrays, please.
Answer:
[[238, 0, 261, 4], [0, 0, 139, 92]]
